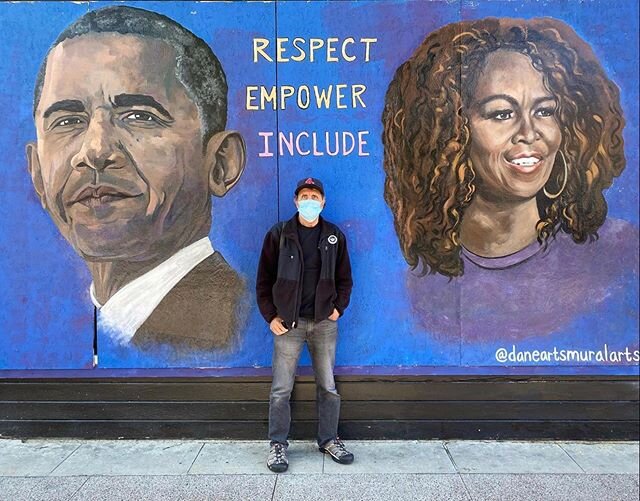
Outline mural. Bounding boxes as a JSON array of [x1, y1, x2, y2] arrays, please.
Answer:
[[381, 17, 639, 348], [0, 0, 637, 374], [28, 6, 247, 352]]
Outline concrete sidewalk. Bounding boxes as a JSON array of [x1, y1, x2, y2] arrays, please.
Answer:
[[0, 439, 638, 500]]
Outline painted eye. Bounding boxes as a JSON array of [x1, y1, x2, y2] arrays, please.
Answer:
[[52, 116, 85, 128], [535, 107, 556, 118], [490, 110, 513, 121], [122, 111, 161, 124]]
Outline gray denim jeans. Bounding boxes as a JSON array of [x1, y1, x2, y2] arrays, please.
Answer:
[[268, 318, 340, 447]]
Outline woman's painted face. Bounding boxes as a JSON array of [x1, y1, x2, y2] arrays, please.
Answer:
[[468, 50, 562, 201]]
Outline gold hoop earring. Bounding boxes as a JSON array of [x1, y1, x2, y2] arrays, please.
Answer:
[[543, 150, 568, 199]]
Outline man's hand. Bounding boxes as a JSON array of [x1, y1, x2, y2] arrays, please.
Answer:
[[328, 308, 340, 321], [270, 316, 289, 336]]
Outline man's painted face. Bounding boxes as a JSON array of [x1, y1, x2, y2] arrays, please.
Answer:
[[30, 34, 211, 262], [467, 50, 562, 201]]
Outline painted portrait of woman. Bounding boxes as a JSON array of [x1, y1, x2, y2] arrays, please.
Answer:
[[382, 17, 639, 342]]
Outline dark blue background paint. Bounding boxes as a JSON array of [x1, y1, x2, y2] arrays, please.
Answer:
[[0, 0, 637, 374]]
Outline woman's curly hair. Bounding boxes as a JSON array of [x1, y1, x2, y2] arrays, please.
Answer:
[[382, 17, 625, 278]]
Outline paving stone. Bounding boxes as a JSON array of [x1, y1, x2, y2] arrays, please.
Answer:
[[190, 440, 322, 474], [0, 440, 80, 476], [274, 473, 470, 501], [446, 441, 582, 474], [461, 473, 639, 501], [51, 440, 203, 476], [0, 477, 44, 501], [0, 476, 88, 501], [285, 442, 325, 474], [560, 442, 640, 473], [323, 440, 455, 474], [71, 474, 275, 501]]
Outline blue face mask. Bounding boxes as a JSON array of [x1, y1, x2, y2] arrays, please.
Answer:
[[298, 199, 323, 222]]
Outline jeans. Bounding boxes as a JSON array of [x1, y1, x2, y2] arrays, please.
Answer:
[[268, 318, 340, 447]]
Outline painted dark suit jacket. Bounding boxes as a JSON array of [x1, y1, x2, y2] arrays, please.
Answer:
[[129, 252, 245, 351]]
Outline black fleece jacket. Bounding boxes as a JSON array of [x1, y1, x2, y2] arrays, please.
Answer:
[[256, 214, 353, 327]]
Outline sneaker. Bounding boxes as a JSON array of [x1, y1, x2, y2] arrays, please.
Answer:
[[267, 442, 288, 473], [319, 437, 354, 464]]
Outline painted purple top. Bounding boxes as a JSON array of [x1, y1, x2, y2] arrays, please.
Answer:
[[407, 218, 639, 342]]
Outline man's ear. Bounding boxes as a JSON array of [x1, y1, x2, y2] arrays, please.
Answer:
[[26, 142, 47, 209], [205, 131, 246, 197]]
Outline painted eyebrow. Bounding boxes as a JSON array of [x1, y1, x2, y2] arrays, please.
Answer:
[[532, 96, 556, 107], [112, 94, 174, 120], [42, 99, 85, 119], [476, 94, 555, 108]]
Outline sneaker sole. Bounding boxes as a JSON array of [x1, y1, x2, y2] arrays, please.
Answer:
[[319, 448, 354, 465], [267, 462, 288, 473]]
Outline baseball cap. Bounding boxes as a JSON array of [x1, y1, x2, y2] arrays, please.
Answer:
[[294, 177, 324, 196]]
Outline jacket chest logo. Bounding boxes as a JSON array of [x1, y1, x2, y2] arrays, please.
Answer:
[[328, 235, 338, 245]]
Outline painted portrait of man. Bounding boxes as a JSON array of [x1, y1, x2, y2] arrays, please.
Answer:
[[26, 6, 247, 351]]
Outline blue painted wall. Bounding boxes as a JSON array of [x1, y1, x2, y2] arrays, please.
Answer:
[[1, 0, 637, 374]]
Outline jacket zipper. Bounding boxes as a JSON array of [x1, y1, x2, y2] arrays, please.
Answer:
[[314, 236, 328, 320], [291, 236, 304, 329]]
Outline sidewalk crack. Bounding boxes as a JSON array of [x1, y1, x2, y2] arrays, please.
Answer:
[[68, 476, 91, 500], [186, 442, 206, 475], [557, 443, 586, 473], [271, 474, 279, 501], [49, 443, 83, 476], [442, 441, 460, 472], [458, 473, 474, 501]]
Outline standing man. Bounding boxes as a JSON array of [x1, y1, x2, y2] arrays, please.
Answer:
[[257, 177, 354, 472]]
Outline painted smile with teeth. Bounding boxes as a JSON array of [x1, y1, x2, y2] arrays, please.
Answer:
[[506, 154, 544, 173]]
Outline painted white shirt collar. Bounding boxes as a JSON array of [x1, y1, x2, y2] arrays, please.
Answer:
[[90, 237, 215, 345]]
